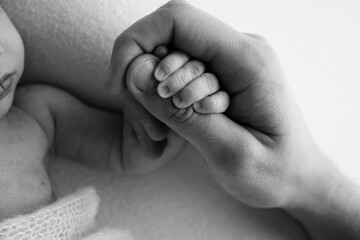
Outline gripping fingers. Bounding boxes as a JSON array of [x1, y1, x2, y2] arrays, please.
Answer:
[[172, 73, 220, 109], [154, 51, 190, 81], [157, 60, 206, 98], [194, 91, 230, 114]]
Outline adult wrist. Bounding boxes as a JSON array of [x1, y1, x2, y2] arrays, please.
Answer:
[[285, 150, 360, 239]]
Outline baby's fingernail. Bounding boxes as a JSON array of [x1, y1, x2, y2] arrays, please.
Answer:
[[155, 68, 166, 81], [194, 102, 202, 110], [158, 85, 170, 98], [173, 94, 183, 107]]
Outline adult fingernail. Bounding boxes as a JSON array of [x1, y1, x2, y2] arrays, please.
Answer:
[[158, 85, 170, 98], [134, 60, 157, 92], [155, 68, 166, 81]]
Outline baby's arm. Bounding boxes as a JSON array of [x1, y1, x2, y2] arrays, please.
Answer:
[[15, 84, 123, 172], [154, 49, 230, 114]]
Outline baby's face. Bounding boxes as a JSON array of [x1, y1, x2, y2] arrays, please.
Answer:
[[0, 7, 24, 118]]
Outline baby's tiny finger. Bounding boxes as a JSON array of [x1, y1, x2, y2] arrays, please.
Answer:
[[152, 45, 170, 58], [173, 73, 219, 109], [193, 91, 230, 114], [157, 60, 206, 98], [154, 51, 190, 81]]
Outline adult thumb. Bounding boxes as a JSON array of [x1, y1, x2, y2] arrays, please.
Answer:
[[126, 54, 263, 176]]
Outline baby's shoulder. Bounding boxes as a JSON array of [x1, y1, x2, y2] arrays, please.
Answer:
[[1, 84, 49, 136], [0, 105, 48, 161], [13, 84, 60, 144], [0, 85, 57, 163], [0, 105, 41, 136]]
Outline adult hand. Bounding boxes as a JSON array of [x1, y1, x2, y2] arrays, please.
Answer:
[[108, 0, 312, 207], [120, 90, 187, 173], [107, 1, 360, 239]]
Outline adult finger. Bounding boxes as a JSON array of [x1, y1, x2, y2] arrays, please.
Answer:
[[107, 0, 272, 97], [125, 54, 271, 199], [123, 91, 169, 141]]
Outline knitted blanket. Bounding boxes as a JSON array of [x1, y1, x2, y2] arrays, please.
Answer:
[[0, 187, 133, 240]]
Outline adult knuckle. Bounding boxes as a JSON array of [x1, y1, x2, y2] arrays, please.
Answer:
[[252, 33, 269, 44], [163, 0, 189, 9], [260, 42, 278, 61], [159, 0, 194, 22], [245, 38, 279, 75], [253, 38, 277, 61]]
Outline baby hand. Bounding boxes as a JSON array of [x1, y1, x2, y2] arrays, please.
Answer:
[[153, 47, 230, 115], [120, 47, 230, 174]]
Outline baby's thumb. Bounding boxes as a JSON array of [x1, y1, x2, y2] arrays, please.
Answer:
[[126, 54, 257, 173]]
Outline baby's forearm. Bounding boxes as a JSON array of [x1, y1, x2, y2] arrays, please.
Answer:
[[287, 152, 360, 240]]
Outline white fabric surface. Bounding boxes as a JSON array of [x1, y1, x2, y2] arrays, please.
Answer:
[[0, 187, 132, 240]]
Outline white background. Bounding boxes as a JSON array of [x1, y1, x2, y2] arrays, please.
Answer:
[[185, 0, 360, 183]]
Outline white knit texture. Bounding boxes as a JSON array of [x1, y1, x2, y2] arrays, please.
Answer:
[[0, 187, 99, 240]]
